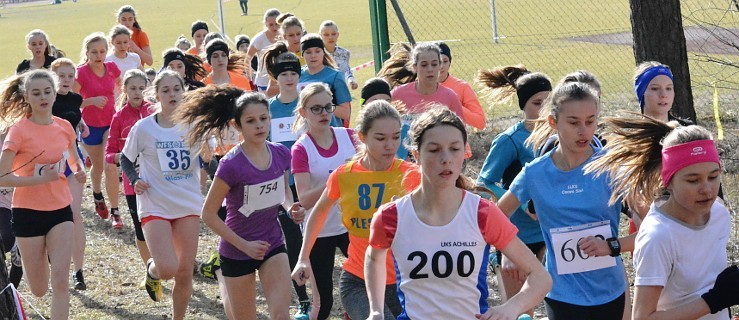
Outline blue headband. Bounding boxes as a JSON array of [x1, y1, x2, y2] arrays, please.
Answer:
[[634, 66, 673, 112]]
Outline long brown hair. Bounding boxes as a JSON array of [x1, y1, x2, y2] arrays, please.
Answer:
[[407, 107, 475, 191], [0, 70, 58, 131], [175, 86, 269, 148], [585, 114, 714, 206]]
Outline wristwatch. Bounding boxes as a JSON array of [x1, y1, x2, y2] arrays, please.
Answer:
[[606, 237, 621, 257]]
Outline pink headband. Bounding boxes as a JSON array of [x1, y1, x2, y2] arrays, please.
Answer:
[[661, 139, 721, 187]]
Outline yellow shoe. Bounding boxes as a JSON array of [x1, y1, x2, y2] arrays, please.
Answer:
[[144, 258, 162, 302]]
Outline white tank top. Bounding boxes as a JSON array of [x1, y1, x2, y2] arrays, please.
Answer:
[[391, 192, 490, 319], [297, 127, 354, 237]]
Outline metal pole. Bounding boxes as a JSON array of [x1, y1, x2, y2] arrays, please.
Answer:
[[491, 0, 499, 44], [369, 0, 390, 73], [217, 0, 226, 38]]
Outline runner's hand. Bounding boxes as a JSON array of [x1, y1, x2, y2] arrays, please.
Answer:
[[74, 170, 86, 184], [134, 179, 150, 195], [242, 240, 270, 260], [578, 236, 610, 257], [291, 260, 312, 286], [289, 203, 305, 224], [40, 165, 59, 182]]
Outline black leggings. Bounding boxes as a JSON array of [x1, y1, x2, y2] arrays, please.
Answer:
[[278, 207, 308, 302], [545, 293, 625, 320], [0, 207, 22, 288], [126, 195, 145, 241], [310, 232, 349, 320]]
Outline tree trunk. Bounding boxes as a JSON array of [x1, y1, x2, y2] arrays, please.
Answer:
[[630, 0, 696, 123]]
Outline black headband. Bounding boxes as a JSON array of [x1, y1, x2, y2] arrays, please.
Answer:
[[438, 42, 452, 63], [236, 38, 250, 49], [206, 41, 229, 64], [360, 79, 391, 105], [272, 61, 302, 78], [162, 51, 185, 70], [300, 38, 324, 53], [191, 22, 208, 37], [516, 78, 552, 110]]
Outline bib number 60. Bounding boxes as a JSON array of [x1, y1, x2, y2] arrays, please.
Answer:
[[560, 235, 605, 262]]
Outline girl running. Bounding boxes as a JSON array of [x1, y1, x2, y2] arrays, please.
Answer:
[[0, 136, 20, 290], [187, 21, 208, 56], [106, 69, 153, 263], [293, 100, 420, 320], [291, 83, 355, 320], [0, 69, 86, 320], [498, 81, 631, 320], [318, 20, 358, 90], [583, 116, 739, 320], [74, 32, 122, 223], [298, 34, 351, 127], [365, 108, 551, 320], [116, 5, 153, 66], [161, 48, 207, 91], [475, 65, 551, 317], [50, 58, 90, 290], [264, 14, 306, 97], [177, 87, 297, 320], [16, 29, 57, 74], [120, 71, 202, 320], [246, 8, 281, 92], [202, 39, 252, 91], [106, 25, 143, 79], [264, 49, 312, 316], [437, 42, 485, 130], [384, 43, 465, 125]]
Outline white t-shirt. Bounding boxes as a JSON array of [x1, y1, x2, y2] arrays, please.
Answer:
[[634, 197, 731, 320], [251, 31, 276, 88], [105, 52, 141, 79], [122, 115, 203, 219]]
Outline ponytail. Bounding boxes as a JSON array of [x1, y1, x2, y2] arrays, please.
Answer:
[[262, 42, 290, 80], [476, 65, 529, 105], [378, 43, 415, 88], [584, 113, 677, 206], [175, 86, 245, 148]]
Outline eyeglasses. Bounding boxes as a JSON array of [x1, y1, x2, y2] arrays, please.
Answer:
[[308, 104, 336, 115]]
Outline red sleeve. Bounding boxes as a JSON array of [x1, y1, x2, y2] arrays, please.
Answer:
[[325, 165, 344, 201], [105, 114, 121, 164], [291, 142, 310, 174], [460, 83, 485, 130], [477, 198, 518, 251], [369, 202, 399, 249], [107, 61, 121, 79]]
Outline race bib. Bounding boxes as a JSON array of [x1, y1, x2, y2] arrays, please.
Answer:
[[222, 126, 240, 146], [550, 221, 616, 275], [34, 151, 69, 176], [270, 116, 298, 143], [156, 141, 191, 172], [239, 176, 285, 217]]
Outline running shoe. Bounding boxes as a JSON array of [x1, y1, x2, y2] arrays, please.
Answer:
[[10, 243, 21, 267], [84, 156, 92, 169], [111, 210, 123, 229], [488, 251, 499, 275], [94, 198, 109, 219], [293, 300, 311, 320], [199, 252, 220, 280], [73, 269, 87, 290], [144, 258, 162, 302]]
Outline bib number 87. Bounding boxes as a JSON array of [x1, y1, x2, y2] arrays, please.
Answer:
[[407, 250, 475, 279], [357, 183, 385, 210], [561, 235, 605, 262]]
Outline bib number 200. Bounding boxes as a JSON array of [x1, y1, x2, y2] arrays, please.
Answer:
[[407, 250, 475, 279]]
